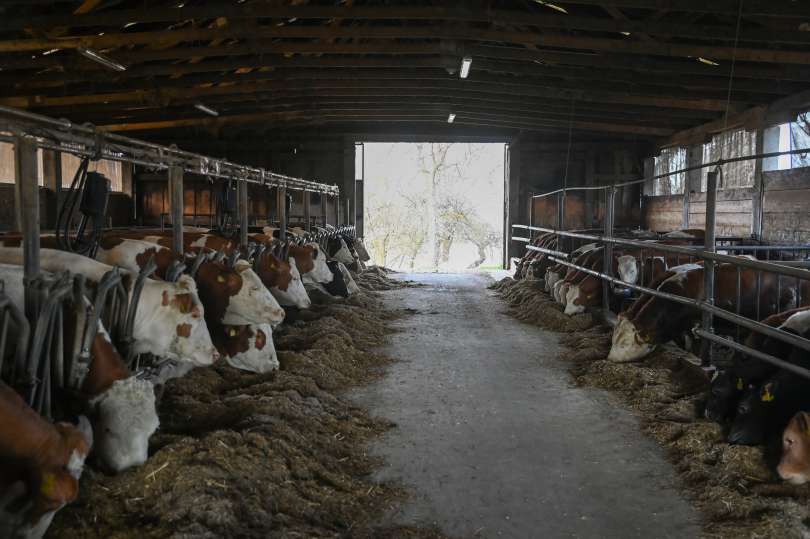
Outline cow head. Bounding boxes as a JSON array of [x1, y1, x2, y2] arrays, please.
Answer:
[[90, 376, 158, 473], [133, 276, 218, 366], [278, 259, 311, 309], [304, 243, 335, 284], [227, 261, 285, 326], [617, 255, 638, 285], [327, 237, 355, 265], [220, 324, 279, 374], [564, 279, 601, 316], [727, 382, 772, 445], [778, 412, 810, 484], [336, 262, 360, 296], [324, 261, 350, 298], [608, 317, 655, 362], [704, 370, 745, 423], [256, 252, 310, 309], [30, 416, 92, 522]]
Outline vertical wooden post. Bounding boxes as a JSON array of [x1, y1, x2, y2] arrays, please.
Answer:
[[303, 190, 311, 232], [168, 165, 184, 257], [238, 179, 249, 249], [321, 193, 328, 226], [14, 136, 40, 317], [276, 185, 287, 241], [334, 194, 340, 227], [700, 169, 718, 367], [751, 128, 765, 239]]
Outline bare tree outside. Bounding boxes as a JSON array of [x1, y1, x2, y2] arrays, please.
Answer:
[[363, 143, 504, 271]]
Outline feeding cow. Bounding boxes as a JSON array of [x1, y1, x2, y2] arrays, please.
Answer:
[[705, 307, 810, 423], [0, 382, 92, 539], [0, 248, 217, 368], [214, 323, 279, 374], [0, 263, 159, 473], [251, 245, 311, 309], [777, 411, 810, 484], [608, 263, 808, 363]]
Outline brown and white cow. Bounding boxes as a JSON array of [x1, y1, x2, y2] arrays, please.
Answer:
[[0, 382, 92, 539], [252, 247, 311, 309], [0, 263, 159, 473], [214, 323, 279, 374], [250, 234, 333, 285], [777, 411, 810, 484], [608, 262, 808, 363], [0, 248, 217, 367]]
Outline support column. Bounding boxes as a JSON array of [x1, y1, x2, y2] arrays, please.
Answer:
[[684, 144, 703, 229], [14, 136, 40, 317], [276, 185, 287, 241], [238, 179, 249, 249], [334, 195, 340, 227], [303, 190, 311, 232], [751, 128, 765, 239], [700, 169, 718, 367], [321, 193, 327, 226], [601, 187, 615, 312], [168, 165, 184, 257], [504, 141, 521, 268]]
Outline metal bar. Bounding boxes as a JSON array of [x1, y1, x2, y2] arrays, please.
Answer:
[[303, 191, 311, 232], [602, 187, 616, 312], [526, 245, 569, 258], [522, 226, 810, 282], [14, 135, 40, 320], [238, 178, 249, 249], [276, 186, 287, 241], [700, 169, 718, 366], [694, 329, 810, 382], [168, 165, 184, 258], [334, 195, 340, 227], [0, 105, 339, 195], [547, 255, 810, 356]]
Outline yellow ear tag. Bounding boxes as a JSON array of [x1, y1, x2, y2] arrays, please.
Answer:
[[736, 378, 744, 391], [761, 386, 775, 402], [217, 275, 225, 283], [40, 472, 56, 497], [228, 328, 237, 337]]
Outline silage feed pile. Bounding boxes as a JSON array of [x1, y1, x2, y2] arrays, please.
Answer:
[[49, 289, 445, 539], [354, 266, 421, 291], [489, 277, 595, 333], [491, 277, 810, 538]]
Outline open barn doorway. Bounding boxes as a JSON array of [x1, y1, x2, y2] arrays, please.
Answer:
[[359, 142, 505, 272]]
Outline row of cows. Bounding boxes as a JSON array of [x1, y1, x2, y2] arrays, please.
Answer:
[[515, 230, 810, 485], [0, 224, 371, 538]]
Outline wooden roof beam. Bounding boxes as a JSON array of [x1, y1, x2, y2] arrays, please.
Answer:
[[1, 25, 810, 65]]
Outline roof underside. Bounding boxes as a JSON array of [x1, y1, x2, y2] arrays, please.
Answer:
[[2, 0, 809, 142]]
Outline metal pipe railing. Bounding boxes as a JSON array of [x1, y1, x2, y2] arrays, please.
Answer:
[[0, 105, 339, 195], [518, 225, 810, 283], [545, 254, 810, 358]]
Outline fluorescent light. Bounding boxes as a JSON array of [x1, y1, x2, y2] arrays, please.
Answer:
[[194, 103, 219, 117], [42, 48, 60, 56], [459, 56, 472, 79], [77, 48, 127, 71], [697, 57, 720, 66], [620, 31, 631, 36], [447, 113, 456, 124], [532, 0, 568, 14]]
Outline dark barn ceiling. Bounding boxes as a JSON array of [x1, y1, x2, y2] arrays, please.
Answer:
[[1, 0, 809, 142]]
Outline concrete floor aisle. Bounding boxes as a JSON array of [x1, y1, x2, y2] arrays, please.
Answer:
[[351, 273, 700, 539]]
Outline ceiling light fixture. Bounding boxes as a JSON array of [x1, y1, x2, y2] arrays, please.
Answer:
[[447, 113, 456, 124], [194, 103, 219, 117], [697, 57, 720, 66], [459, 56, 472, 79], [532, 0, 568, 14], [77, 48, 127, 71]]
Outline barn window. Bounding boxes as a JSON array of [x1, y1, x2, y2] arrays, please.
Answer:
[[0, 141, 45, 185], [61, 153, 123, 192], [652, 146, 686, 195], [700, 128, 756, 191], [763, 114, 810, 171]]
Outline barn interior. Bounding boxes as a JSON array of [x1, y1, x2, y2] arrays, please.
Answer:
[[2, 1, 810, 538]]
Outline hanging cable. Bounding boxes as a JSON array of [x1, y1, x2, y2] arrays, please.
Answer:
[[723, 0, 745, 131]]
